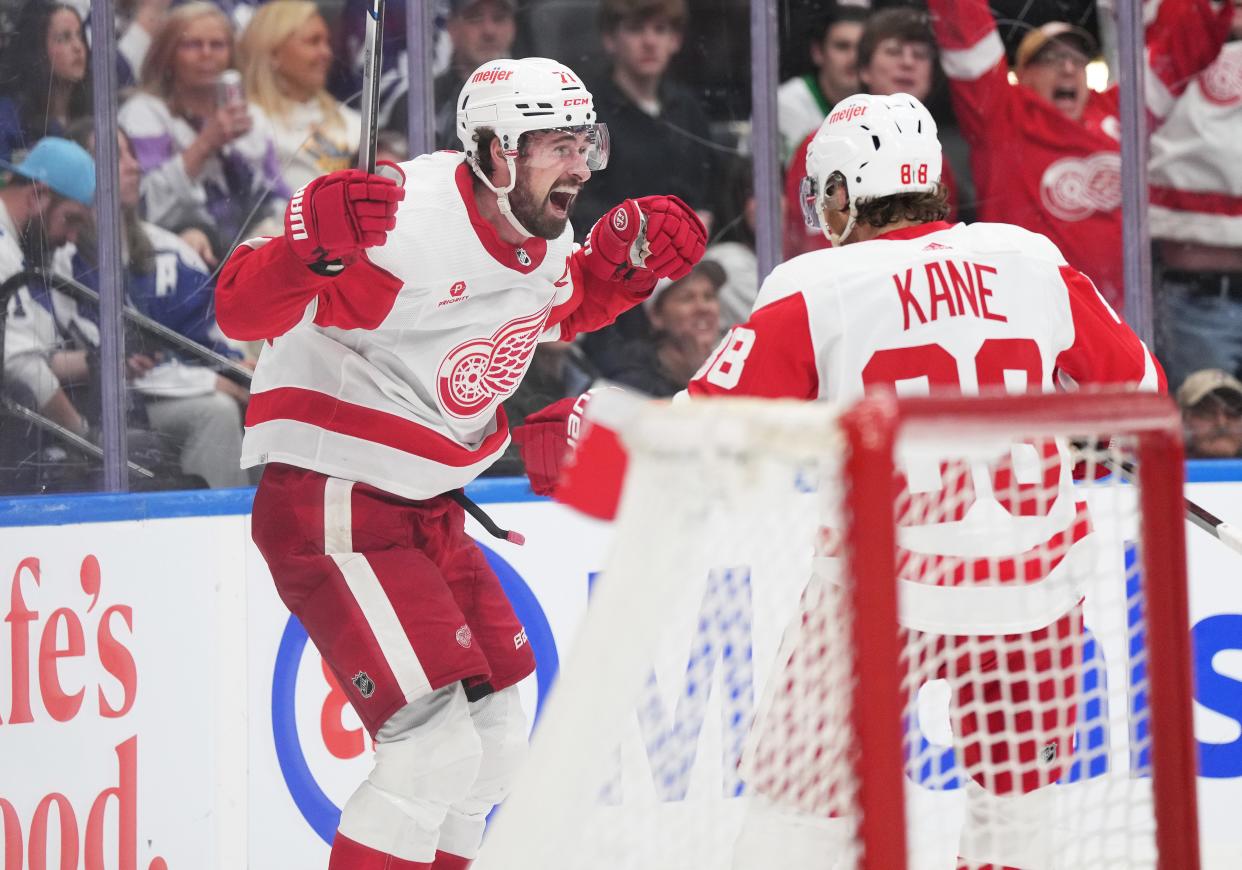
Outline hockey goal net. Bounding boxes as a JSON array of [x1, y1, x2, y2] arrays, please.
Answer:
[[476, 390, 1197, 870]]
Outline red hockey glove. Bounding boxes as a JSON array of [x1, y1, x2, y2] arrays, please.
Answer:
[[638, 194, 707, 280], [511, 394, 590, 496], [285, 168, 404, 266], [585, 195, 706, 282]]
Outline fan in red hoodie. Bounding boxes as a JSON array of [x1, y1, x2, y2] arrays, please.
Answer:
[[927, 0, 1232, 312]]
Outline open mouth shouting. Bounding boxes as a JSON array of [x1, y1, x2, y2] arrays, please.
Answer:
[[547, 186, 579, 219], [1052, 85, 1080, 112]]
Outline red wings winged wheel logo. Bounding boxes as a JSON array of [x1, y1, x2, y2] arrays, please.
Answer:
[[437, 301, 553, 419]]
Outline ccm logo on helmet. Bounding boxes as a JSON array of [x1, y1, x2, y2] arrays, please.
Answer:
[[471, 67, 514, 84], [828, 104, 867, 125], [564, 98, 590, 106]]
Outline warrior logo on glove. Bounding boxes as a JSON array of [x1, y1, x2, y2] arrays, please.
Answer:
[[284, 167, 405, 268]]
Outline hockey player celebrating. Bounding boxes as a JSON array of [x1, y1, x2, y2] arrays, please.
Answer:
[[695, 92, 1164, 869], [214, 56, 705, 870], [519, 92, 1165, 868]]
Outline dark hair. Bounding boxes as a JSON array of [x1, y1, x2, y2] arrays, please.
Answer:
[[854, 183, 951, 229], [857, 7, 936, 70], [808, 4, 870, 47], [0, 2, 92, 142], [471, 126, 534, 179], [599, 0, 688, 35], [64, 116, 156, 275]]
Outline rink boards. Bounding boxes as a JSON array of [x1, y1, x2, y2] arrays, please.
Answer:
[[0, 464, 1239, 869]]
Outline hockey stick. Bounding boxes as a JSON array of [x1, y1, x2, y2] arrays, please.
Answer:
[[1109, 457, 1242, 556], [358, 0, 386, 173]]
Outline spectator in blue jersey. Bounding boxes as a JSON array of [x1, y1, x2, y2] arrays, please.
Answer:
[[119, 1, 288, 265], [0, 1, 91, 161], [1, 137, 100, 439], [61, 120, 252, 488]]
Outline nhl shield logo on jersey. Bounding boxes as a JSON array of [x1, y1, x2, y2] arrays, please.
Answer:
[[352, 671, 376, 698], [1040, 741, 1058, 764], [516, 247, 531, 267]]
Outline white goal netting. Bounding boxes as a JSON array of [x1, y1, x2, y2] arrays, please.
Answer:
[[476, 394, 1194, 870]]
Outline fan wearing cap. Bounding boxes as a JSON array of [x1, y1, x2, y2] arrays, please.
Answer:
[[0, 137, 100, 436], [1178, 368, 1242, 458], [610, 259, 725, 397], [927, 0, 1233, 313], [215, 55, 705, 870]]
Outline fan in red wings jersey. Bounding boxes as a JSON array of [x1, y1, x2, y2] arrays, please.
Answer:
[[925, 0, 1231, 310]]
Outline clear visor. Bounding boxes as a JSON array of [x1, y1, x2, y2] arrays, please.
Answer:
[[799, 172, 848, 229], [513, 123, 610, 173]]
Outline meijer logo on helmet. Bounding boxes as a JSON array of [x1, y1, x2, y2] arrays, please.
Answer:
[[471, 67, 514, 85], [828, 104, 867, 125]]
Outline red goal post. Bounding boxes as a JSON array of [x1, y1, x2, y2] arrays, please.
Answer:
[[842, 389, 1197, 870]]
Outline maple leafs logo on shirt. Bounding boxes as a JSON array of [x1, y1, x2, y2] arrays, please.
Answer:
[[436, 300, 554, 419]]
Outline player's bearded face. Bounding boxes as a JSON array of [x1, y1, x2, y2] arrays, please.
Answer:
[[511, 132, 594, 240], [509, 170, 583, 240]]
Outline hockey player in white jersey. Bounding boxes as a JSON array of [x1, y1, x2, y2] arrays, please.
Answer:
[[690, 93, 1165, 870], [519, 92, 1166, 868], [215, 56, 706, 870]]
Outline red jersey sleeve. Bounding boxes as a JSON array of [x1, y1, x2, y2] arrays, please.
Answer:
[[1054, 265, 1167, 392], [927, 0, 1017, 150], [687, 293, 819, 400], [546, 247, 658, 342], [1143, 0, 1233, 121], [215, 236, 403, 342]]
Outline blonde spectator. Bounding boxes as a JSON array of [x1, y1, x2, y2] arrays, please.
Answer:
[[119, 2, 288, 264], [239, 1, 361, 192]]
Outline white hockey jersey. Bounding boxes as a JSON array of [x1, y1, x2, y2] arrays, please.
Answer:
[[687, 220, 1165, 633], [1149, 41, 1242, 247], [216, 151, 652, 500]]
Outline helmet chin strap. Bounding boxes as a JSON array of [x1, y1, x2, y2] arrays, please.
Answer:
[[821, 199, 859, 248], [469, 153, 535, 240]]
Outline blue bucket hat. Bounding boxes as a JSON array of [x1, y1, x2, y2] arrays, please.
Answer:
[[0, 137, 96, 206]]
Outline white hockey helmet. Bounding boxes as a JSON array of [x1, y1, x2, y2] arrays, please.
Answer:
[[801, 93, 943, 246], [457, 57, 609, 237]]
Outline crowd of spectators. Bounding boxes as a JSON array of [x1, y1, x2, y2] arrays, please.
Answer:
[[1, 0, 1240, 496]]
